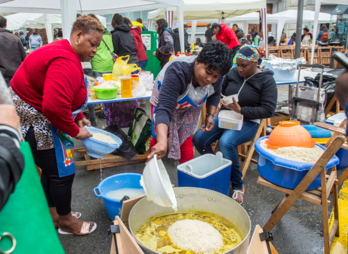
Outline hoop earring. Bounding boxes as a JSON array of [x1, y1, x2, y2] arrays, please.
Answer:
[[76, 40, 80, 46]]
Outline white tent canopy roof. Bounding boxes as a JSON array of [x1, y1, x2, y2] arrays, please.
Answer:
[[0, 0, 183, 15], [5, 13, 107, 30], [148, 0, 266, 20], [227, 10, 334, 24], [0, 0, 187, 52]]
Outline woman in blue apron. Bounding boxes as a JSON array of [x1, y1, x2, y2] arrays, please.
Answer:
[[148, 42, 233, 164], [10, 16, 104, 236]]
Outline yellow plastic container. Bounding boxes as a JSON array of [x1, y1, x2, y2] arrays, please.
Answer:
[[131, 74, 140, 82], [119, 76, 132, 98], [102, 73, 113, 81]]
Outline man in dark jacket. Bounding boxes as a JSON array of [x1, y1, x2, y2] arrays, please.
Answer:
[[111, 14, 138, 64], [173, 24, 190, 54], [0, 16, 26, 87], [232, 24, 243, 36], [136, 18, 148, 31], [205, 23, 214, 43]]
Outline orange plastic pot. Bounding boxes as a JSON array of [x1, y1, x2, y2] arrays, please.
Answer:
[[266, 121, 315, 149]]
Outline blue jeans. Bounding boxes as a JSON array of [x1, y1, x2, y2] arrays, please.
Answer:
[[94, 72, 103, 78], [138, 60, 148, 71], [193, 116, 259, 190]]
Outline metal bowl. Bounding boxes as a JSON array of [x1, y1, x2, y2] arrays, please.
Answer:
[[129, 187, 251, 254]]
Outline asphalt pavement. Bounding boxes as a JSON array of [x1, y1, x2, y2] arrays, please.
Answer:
[[59, 86, 334, 254]]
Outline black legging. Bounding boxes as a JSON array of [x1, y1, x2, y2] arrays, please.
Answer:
[[26, 127, 74, 215]]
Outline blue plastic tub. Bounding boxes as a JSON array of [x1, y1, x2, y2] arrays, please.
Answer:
[[302, 125, 331, 138], [302, 125, 348, 170], [255, 136, 339, 190], [93, 173, 144, 220], [81, 126, 122, 158], [177, 152, 232, 195], [336, 148, 348, 170]]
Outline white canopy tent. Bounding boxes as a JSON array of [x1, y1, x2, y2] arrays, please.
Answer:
[[5, 13, 107, 43], [225, 10, 334, 48], [148, 0, 266, 46], [311, 0, 347, 64], [271, 10, 334, 48], [148, 0, 263, 20], [0, 0, 187, 52]]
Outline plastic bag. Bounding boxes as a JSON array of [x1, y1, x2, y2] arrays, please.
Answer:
[[132, 81, 147, 97], [112, 55, 141, 81], [140, 71, 154, 90], [103, 125, 137, 160], [128, 108, 152, 153]]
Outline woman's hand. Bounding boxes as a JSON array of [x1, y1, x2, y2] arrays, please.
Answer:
[[200, 115, 214, 132], [221, 97, 241, 113], [147, 142, 167, 163], [76, 118, 91, 128], [0, 105, 19, 130], [75, 127, 93, 140], [153, 51, 156, 56]]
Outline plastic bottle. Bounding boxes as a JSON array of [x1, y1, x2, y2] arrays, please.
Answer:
[[266, 125, 273, 135], [169, 53, 175, 61], [254, 35, 260, 46], [90, 87, 97, 100], [181, 52, 186, 57]]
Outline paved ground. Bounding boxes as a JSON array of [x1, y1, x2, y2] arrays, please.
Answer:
[[58, 84, 346, 254], [60, 150, 332, 254]]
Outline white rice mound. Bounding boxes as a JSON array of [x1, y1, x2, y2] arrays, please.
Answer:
[[260, 139, 324, 163], [92, 133, 117, 143], [167, 219, 223, 253]]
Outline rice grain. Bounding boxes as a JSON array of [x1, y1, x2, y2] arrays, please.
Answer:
[[167, 219, 223, 253]]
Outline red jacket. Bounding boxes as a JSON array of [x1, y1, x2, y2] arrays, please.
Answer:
[[130, 27, 148, 62], [215, 23, 240, 49], [11, 39, 86, 137]]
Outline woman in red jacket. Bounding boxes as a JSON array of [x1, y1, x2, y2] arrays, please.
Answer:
[[124, 18, 148, 71], [10, 15, 104, 236]]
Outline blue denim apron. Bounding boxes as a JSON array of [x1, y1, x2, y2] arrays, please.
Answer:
[[51, 77, 88, 177]]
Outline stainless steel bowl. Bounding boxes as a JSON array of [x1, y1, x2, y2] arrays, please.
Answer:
[[129, 187, 251, 254]]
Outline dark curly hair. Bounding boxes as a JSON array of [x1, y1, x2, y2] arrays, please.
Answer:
[[71, 15, 104, 35], [156, 19, 168, 37], [196, 41, 233, 75]]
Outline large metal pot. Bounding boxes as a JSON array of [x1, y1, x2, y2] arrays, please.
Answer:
[[129, 187, 251, 254]]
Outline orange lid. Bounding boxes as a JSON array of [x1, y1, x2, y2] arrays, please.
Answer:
[[93, 82, 99, 86], [266, 121, 315, 149]]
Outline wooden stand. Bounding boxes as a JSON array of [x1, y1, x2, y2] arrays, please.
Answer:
[[258, 135, 345, 254], [74, 148, 148, 171]]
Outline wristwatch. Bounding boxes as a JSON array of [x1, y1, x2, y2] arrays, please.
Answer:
[[206, 113, 214, 117]]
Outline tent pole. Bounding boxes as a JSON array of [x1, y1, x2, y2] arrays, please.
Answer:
[[311, 0, 321, 64], [176, 4, 185, 53], [294, 0, 304, 58], [60, 0, 77, 40], [191, 20, 197, 45]]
